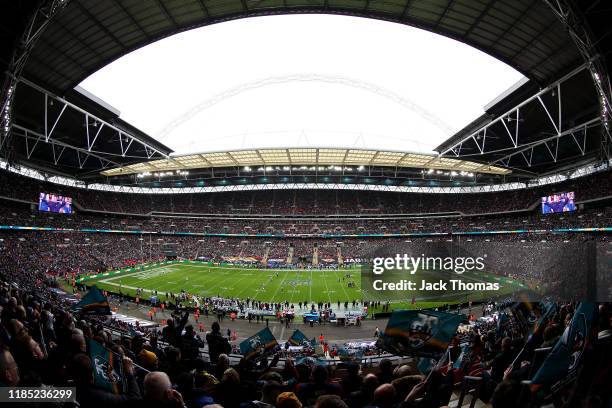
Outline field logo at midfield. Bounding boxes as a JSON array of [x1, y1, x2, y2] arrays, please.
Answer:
[[132, 267, 177, 280], [288, 279, 311, 287]]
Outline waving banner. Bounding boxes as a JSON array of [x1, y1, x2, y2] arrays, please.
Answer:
[[377, 310, 466, 357], [239, 327, 278, 360], [71, 285, 111, 315], [531, 302, 598, 393], [88, 338, 125, 395]]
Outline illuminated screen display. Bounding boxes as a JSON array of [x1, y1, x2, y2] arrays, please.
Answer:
[[38, 192, 73, 214], [541, 191, 576, 214]]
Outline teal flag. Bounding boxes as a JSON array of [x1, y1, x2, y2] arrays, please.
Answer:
[[531, 302, 557, 337], [71, 285, 111, 315], [88, 338, 125, 394], [377, 310, 466, 357], [288, 329, 316, 347], [239, 327, 278, 360], [531, 302, 598, 392]]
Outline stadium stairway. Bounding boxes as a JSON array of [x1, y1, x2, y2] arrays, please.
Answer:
[[287, 245, 294, 264]]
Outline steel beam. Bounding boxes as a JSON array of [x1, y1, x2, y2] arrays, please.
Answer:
[[12, 124, 122, 169], [438, 64, 587, 158], [1, 0, 69, 159], [17, 77, 169, 160]]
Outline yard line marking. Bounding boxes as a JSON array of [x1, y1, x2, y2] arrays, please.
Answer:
[[268, 270, 291, 303], [322, 269, 332, 306], [309, 269, 313, 302], [337, 270, 352, 306]]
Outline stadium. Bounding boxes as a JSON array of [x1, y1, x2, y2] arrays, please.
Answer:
[[0, 1, 611, 408]]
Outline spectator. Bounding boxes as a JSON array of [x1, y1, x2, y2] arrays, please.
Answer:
[[206, 322, 231, 364]]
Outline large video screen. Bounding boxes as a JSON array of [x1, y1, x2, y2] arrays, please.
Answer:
[[541, 191, 576, 214], [38, 192, 73, 214]]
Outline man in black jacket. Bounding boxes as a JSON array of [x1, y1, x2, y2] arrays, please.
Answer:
[[206, 322, 231, 364], [162, 310, 189, 347]]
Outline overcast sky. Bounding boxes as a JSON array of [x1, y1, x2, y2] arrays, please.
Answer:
[[79, 14, 524, 156]]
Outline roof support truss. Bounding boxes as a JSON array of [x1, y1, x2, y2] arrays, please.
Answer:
[[438, 64, 587, 159], [1, 0, 69, 161], [3, 78, 170, 170], [488, 117, 599, 167], [545, 0, 612, 162], [11, 124, 121, 170]]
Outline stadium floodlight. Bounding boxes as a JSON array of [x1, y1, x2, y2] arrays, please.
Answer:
[[357, 165, 365, 171], [427, 169, 434, 174], [265, 166, 273, 171], [451, 171, 457, 176], [243, 166, 252, 171], [283, 166, 290, 171]]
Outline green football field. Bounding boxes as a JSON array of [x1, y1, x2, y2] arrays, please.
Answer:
[[81, 261, 527, 311]]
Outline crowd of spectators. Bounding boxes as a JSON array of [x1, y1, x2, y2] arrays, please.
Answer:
[[0, 170, 610, 406], [0, 264, 610, 408], [0, 168, 610, 216], [0, 198, 610, 238]]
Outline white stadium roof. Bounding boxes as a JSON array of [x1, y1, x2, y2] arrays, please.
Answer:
[[101, 148, 511, 176]]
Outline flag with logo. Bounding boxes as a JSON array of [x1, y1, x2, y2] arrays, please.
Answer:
[[87, 338, 125, 394], [376, 310, 466, 357], [288, 329, 316, 347], [71, 285, 111, 315], [239, 327, 278, 360], [531, 302, 598, 392]]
